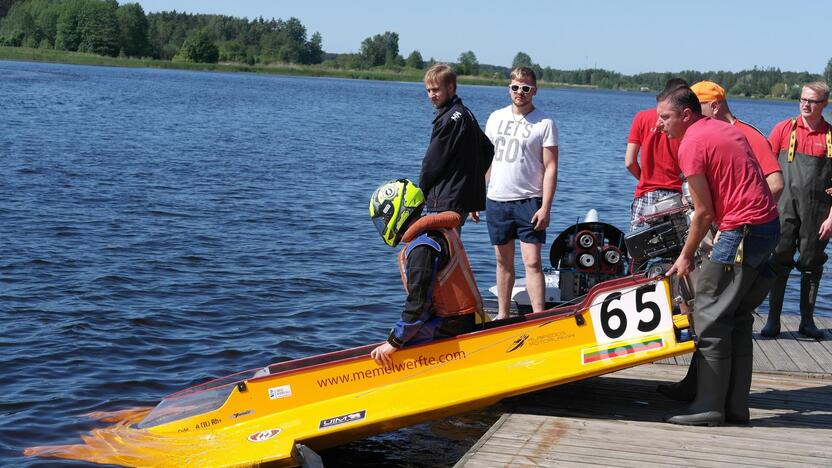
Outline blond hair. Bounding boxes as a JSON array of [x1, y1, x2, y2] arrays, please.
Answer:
[[424, 63, 456, 90], [510, 66, 537, 86], [804, 81, 830, 100]]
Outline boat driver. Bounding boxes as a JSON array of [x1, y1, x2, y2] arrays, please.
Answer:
[[368, 179, 485, 368]]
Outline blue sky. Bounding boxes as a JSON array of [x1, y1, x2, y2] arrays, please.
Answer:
[[134, 0, 829, 75]]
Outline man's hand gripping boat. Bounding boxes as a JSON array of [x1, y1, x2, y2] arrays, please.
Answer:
[[26, 274, 694, 467]]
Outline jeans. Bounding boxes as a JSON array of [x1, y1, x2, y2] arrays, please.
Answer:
[[709, 218, 781, 269]]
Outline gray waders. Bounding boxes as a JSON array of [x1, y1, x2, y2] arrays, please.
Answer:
[[667, 219, 779, 426], [763, 133, 832, 340], [667, 261, 770, 425]]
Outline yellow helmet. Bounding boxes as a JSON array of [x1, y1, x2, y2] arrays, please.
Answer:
[[369, 179, 425, 247]]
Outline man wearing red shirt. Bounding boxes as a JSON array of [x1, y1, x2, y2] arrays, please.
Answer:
[[691, 81, 784, 201], [624, 81, 685, 231], [658, 85, 780, 427], [659, 81, 787, 404], [763, 82, 831, 340]]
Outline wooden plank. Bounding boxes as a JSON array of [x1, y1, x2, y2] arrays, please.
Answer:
[[752, 313, 801, 372], [484, 429, 829, 466], [492, 415, 832, 449], [781, 314, 832, 371], [777, 315, 827, 373], [815, 316, 832, 356], [750, 335, 776, 371], [458, 365, 832, 468], [454, 414, 511, 468], [469, 416, 831, 467], [791, 326, 832, 374]]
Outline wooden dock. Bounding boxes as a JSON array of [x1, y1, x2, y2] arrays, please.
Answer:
[[455, 314, 832, 467]]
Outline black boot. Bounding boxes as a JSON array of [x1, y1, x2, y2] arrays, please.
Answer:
[[761, 272, 788, 338], [657, 352, 697, 402], [666, 357, 730, 426], [798, 272, 824, 339], [724, 354, 753, 424]]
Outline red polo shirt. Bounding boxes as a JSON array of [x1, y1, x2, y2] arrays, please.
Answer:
[[627, 108, 683, 197], [734, 119, 780, 176], [768, 116, 831, 157], [679, 118, 778, 231]]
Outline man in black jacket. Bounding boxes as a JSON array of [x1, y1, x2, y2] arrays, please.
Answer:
[[420, 64, 494, 226]]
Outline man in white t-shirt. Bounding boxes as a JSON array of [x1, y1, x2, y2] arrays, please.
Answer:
[[485, 67, 559, 319]]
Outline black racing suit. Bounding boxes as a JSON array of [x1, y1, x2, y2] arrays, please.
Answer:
[[419, 95, 494, 213]]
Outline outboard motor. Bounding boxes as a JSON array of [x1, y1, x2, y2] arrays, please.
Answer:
[[624, 193, 690, 264], [550, 218, 628, 302], [624, 189, 702, 312]]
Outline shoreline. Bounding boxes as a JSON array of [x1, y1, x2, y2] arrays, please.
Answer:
[[0, 46, 603, 91], [0, 47, 803, 102]]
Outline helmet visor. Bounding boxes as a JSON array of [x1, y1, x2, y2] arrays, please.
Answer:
[[372, 213, 397, 246]]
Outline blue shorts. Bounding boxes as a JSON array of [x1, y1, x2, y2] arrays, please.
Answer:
[[486, 197, 546, 246]]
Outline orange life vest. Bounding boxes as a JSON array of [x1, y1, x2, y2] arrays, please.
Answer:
[[397, 212, 484, 321]]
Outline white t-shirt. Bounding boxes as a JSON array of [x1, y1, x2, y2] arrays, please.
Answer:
[[485, 105, 558, 201]]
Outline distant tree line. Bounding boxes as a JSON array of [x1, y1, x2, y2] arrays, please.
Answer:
[[0, 0, 18, 18], [315, 35, 830, 99], [478, 51, 827, 99], [1, 3, 829, 97], [0, 0, 323, 64]]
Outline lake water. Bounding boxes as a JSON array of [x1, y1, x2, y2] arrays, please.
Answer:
[[1, 60, 829, 467]]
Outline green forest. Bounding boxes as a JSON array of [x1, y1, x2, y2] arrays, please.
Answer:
[[2, 0, 831, 98]]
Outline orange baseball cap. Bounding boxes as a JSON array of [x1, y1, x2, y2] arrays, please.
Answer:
[[691, 81, 726, 103]]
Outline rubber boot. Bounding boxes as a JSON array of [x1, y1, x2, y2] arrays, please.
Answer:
[[760, 272, 788, 338], [656, 351, 697, 402], [724, 354, 753, 424], [666, 357, 730, 426], [798, 272, 824, 339]]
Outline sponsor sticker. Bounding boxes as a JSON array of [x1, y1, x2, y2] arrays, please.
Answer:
[[319, 410, 367, 430], [247, 428, 282, 443], [268, 384, 292, 400], [232, 409, 253, 419], [506, 334, 529, 352]]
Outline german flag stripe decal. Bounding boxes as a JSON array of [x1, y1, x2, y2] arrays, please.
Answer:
[[582, 337, 664, 364]]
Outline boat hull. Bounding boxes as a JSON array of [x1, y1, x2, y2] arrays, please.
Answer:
[[26, 275, 693, 467]]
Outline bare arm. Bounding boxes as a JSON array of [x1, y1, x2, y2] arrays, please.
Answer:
[[666, 174, 714, 277], [766, 172, 784, 202], [820, 205, 832, 241], [531, 146, 558, 231], [624, 142, 641, 180]]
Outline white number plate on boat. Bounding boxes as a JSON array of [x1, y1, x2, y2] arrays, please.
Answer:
[[588, 280, 673, 344]]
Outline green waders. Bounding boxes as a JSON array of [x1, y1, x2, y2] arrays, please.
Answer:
[[763, 125, 832, 340]]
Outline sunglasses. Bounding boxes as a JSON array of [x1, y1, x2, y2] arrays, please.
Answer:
[[799, 97, 826, 105], [510, 84, 536, 93]]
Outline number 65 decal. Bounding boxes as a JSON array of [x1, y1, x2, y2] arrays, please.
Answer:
[[588, 280, 672, 344]]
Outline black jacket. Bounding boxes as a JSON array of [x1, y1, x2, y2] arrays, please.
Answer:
[[419, 96, 494, 213]]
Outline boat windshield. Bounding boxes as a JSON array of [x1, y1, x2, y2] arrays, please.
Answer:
[[136, 382, 235, 429], [135, 369, 264, 429]]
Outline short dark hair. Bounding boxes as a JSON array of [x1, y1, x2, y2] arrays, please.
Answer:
[[656, 77, 690, 102], [663, 78, 689, 91], [657, 85, 702, 114]]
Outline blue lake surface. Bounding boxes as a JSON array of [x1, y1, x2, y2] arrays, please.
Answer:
[[1, 60, 829, 467]]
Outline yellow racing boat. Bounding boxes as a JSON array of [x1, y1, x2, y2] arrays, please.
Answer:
[[26, 274, 694, 467]]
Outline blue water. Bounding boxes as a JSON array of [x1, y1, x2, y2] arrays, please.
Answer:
[[1, 60, 828, 467]]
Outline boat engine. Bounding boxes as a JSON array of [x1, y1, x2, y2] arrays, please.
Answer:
[[550, 221, 628, 302], [624, 193, 691, 267], [624, 191, 700, 311]]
